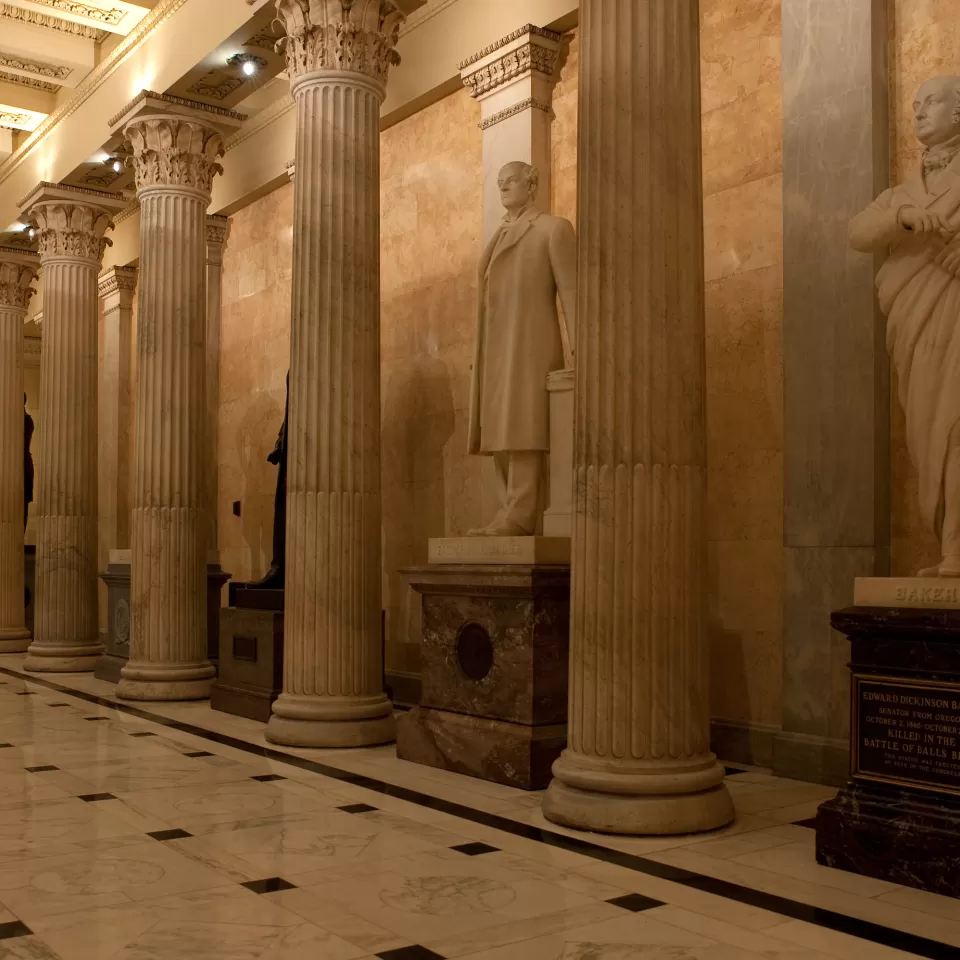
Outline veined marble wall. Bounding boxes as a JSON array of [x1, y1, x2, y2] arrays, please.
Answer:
[[218, 185, 293, 583], [889, 0, 960, 575], [701, 0, 784, 737]]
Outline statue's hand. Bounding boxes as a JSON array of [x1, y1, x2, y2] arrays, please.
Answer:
[[936, 237, 960, 276], [898, 205, 955, 240]]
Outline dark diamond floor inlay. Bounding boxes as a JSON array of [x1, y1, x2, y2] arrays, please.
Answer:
[[241, 877, 296, 894], [84, 716, 108, 721], [185, 751, 214, 758], [147, 829, 193, 841], [130, 732, 157, 738], [607, 893, 666, 913], [338, 803, 377, 814], [724, 766, 748, 776], [16, 692, 34, 696], [794, 817, 819, 830], [25, 765, 58, 773], [78, 793, 116, 802], [377, 946, 446, 960], [251, 774, 286, 782], [48, 703, 70, 707], [450, 842, 499, 856], [0, 920, 32, 940], [0, 744, 12, 749]]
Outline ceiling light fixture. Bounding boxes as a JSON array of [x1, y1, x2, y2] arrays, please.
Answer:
[[104, 157, 124, 174], [227, 53, 267, 79], [27, 228, 36, 240]]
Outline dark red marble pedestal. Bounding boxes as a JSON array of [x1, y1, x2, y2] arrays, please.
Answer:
[[817, 606, 960, 898], [397, 563, 570, 791]]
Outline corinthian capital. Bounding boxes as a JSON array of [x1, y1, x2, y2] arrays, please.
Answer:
[[31, 203, 114, 264], [274, 0, 405, 85], [0, 248, 39, 311], [125, 118, 225, 195]]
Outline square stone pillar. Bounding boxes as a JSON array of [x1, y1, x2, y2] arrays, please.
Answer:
[[205, 215, 229, 561], [777, 0, 891, 785], [460, 25, 563, 243], [97, 265, 136, 647]]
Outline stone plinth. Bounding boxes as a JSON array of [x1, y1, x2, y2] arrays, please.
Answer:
[[397, 563, 569, 790], [817, 606, 960, 897], [429, 537, 570, 566], [212, 587, 284, 724], [854, 578, 960, 610]]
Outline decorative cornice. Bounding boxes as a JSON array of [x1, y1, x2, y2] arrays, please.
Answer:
[[113, 201, 139, 224], [458, 24, 562, 70], [109, 90, 247, 129], [0, 53, 71, 81], [24, 336, 41, 356], [0, 0, 192, 185], [224, 93, 294, 152], [186, 73, 244, 103], [461, 36, 561, 99], [18, 180, 120, 209], [0, 3, 106, 41], [28, 0, 124, 25], [28, 202, 114, 263], [274, 0, 405, 86], [98, 264, 137, 297], [0, 71, 60, 94], [205, 214, 229, 246], [245, 30, 281, 51], [125, 117, 224, 194], [479, 97, 551, 130], [285, 158, 295, 182], [399, 0, 457, 36]]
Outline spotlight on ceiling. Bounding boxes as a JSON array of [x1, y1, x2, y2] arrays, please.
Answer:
[[27, 228, 36, 240], [105, 157, 124, 174], [227, 53, 267, 79]]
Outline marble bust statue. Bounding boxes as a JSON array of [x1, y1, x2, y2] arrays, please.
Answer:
[[467, 161, 577, 536], [850, 75, 960, 576]]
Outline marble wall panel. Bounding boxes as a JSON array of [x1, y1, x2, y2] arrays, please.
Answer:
[[889, 0, 960, 575], [701, 0, 785, 731]]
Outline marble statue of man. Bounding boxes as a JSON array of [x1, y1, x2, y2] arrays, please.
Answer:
[[467, 161, 577, 536], [850, 75, 960, 575]]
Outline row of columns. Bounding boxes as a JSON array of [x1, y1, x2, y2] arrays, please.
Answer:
[[0, 0, 728, 834]]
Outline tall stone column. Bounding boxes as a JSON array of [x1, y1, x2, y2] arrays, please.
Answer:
[[205, 215, 228, 559], [266, 0, 405, 747], [20, 184, 125, 673], [110, 93, 242, 701], [542, 0, 734, 835], [0, 247, 38, 653]]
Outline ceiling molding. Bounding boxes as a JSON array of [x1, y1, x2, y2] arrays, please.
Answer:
[[0, 0, 191, 184], [0, 1, 107, 39], [27, 1, 125, 26], [224, 91, 293, 152], [0, 71, 59, 93], [0, 53, 72, 81]]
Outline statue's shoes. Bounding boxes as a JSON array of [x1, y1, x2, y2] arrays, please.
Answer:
[[467, 522, 531, 538], [916, 559, 960, 577]]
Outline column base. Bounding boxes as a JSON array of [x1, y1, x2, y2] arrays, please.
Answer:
[[543, 752, 735, 836], [266, 692, 395, 748], [0, 627, 31, 654], [24, 641, 102, 673], [117, 660, 216, 702]]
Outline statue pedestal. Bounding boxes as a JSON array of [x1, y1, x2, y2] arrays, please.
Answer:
[[95, 551, 230, 683], [397, 560, 569, 790], [817, 593, 960, 897], [211, 586, 284, 723]]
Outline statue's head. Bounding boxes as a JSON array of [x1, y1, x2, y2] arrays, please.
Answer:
[[498, 162, 539, 213], [914, 76, 960, 148]]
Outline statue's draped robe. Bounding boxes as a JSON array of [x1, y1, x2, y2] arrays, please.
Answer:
[[850, 153, 960, 539]]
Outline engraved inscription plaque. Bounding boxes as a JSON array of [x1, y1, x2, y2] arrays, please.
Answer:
[[854, 675, 960, 797]]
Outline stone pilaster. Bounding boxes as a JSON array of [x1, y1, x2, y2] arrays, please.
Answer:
[[0, 247, 38, 653], [19, 183, 125, 673], [110, 92, 243, 701], [460, 25, 563, 243], [205, 215, 228, 559], [542, 0, 734, 836], [265, 0, 404, 747], [97, 265, 136, 647]]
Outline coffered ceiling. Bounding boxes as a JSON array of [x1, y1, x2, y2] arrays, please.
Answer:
[[0, 1, 156, 150]]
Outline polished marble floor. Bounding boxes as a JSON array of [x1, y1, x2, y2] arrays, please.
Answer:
[[0, 658, 957, 959]]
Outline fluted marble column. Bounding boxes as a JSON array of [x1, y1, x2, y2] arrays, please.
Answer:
[[110, 93, 242, 700], [265, 0, 405, 747], [542, 0, 734, 835], [0, 247, 38, 653], [20, 184, 125, 672]]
